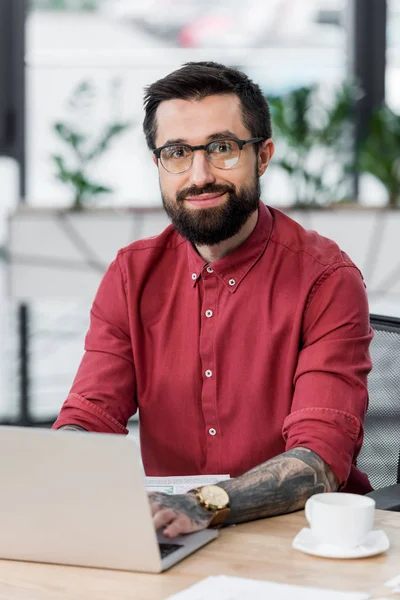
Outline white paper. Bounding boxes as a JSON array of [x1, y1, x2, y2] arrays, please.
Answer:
[[166, 575, 370, 600], [145, 474, 230, 495], [385, 574, 400, 588]]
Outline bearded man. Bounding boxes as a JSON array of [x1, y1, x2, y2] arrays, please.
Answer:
[[54, 61, 373, 537]]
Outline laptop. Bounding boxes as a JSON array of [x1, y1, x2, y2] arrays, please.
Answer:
[[0, 426, 218, 572]]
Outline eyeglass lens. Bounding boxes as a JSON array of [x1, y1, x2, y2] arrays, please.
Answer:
[[160, 139, 240, 174]]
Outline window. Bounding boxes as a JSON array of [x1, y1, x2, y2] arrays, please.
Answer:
[[26, 0, 349, 208], [386, 0, 400, 112]]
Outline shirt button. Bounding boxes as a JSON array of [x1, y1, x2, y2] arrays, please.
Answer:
[[191, 273, 197, 280], [208, 428, 217, 436], [206, 266, 213, 273], [228, 278, 236, 286], [205, 310, 213, 318], [205, 369, 212, 378]]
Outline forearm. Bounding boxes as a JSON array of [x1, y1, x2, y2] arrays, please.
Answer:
[[59, 425, 87, 432], [218, 447, 339, 525]]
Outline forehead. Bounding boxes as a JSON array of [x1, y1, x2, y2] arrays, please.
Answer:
[[155, 94, 250, 146]]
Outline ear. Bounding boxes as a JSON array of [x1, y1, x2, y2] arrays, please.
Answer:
[[152, 153, 158, 167], [257, 139, 274, 177]]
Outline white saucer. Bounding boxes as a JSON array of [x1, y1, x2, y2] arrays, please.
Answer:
[[292, 528, 390, 559]]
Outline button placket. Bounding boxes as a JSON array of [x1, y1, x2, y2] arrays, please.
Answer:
[[198, 270, 221, 472], [203, 266, 215, 321]]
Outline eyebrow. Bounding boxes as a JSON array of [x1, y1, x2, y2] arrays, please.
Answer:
[[162, 130, 238, 147]]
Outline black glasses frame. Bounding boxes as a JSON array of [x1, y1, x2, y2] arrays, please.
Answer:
[[153, 137, 265, 173], [153, 137, 264, 160]]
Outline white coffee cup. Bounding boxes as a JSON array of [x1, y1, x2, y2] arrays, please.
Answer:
[[305, 492, 376, 549]]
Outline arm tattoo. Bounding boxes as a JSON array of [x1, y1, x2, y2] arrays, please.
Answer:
[[218, 448, 339, 525], [149, 493, 212, 529]]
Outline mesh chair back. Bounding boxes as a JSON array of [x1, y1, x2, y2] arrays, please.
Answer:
[[357, 315, 400, 489]]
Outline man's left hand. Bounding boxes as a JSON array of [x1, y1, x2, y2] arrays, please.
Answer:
[[148, 492, 213, 538]]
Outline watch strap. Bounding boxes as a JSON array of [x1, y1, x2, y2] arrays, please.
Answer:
[[209, 506, 230, 528]]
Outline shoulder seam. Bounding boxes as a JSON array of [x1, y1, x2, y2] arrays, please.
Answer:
[[119, 236, 186, 255], [305, 263, 361, 313], [115, 251, 128, 295], [270, 236, 353, 269]]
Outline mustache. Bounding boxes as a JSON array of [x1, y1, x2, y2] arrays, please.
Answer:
[[176, 183, 236, 203]]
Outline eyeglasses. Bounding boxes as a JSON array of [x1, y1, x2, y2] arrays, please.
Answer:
[[153, 137, 264, 174]]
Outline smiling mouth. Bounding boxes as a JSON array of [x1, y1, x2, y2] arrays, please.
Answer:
[[185, 192, 227, 207]]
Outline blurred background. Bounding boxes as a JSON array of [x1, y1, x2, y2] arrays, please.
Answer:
[[0, 0, 399, 427]]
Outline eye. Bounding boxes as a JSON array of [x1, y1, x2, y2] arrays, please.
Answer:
[[163, 145, 191, 159], [208, 140, 236, 154]]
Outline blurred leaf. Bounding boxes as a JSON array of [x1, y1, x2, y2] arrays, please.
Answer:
[[51, 78, 133, 209], [359, 105, 400, 206], [268, 86, 317, 150], [86, 121, 132, 162], [275, 159, 295, 175], [53, 123, 87, 158], [52, 154, 72, 182], [83, 182, 113, 196], [265, 81, 355, 205], [68, 80, 96, 111], [319, 82, 357, 147]]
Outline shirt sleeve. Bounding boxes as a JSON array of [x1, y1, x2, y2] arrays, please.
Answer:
[[52, 253, 136, 434], [282, 264, 373, 486]]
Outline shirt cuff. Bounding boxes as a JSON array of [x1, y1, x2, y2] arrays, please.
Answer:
[[282, 407, 362, 486], [52, 393, 128, 435]]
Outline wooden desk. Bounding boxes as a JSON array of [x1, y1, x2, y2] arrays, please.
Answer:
[[0, 510, 399, 599]]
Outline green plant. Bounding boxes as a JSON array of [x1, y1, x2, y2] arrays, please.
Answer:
[[267, 82, 357, 206], [359, 105, 400, 207], [31, 0, 97, 10], [51, 80, 132, 210]]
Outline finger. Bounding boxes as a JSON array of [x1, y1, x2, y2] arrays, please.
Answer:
[[162, 523, 180, 538], [153, 508, 176, 531], [149, 500, 160, 517], [163, 515, 198, 538]]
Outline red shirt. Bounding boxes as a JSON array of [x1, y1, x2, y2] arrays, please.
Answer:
[[53, 203, 373, 493]]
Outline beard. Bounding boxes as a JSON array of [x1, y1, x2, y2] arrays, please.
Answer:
[[161, 168, 261, 246]]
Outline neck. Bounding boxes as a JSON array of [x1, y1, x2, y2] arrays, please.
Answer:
[[195, 209, 259, 263]]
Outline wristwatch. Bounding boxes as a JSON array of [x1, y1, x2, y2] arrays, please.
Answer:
[[190, 485, 230, 527]]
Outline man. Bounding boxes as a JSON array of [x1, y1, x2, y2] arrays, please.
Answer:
[[53, 62, 373, 538]]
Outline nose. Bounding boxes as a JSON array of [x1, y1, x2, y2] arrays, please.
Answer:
[[187, 150, 216, 187]]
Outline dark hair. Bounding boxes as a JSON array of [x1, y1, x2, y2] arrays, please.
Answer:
[[143, 61, 272, 150]]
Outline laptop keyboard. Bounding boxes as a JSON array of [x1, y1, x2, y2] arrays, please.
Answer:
[[159, 542, 184, 559]]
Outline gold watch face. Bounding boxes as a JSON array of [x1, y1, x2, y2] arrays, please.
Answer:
[[200, 485, 229, 509]]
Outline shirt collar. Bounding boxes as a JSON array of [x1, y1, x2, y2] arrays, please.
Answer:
[[186, 202, 273, 292]]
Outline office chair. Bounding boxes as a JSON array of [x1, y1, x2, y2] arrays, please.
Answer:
[[357, 314, 400, 511]]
